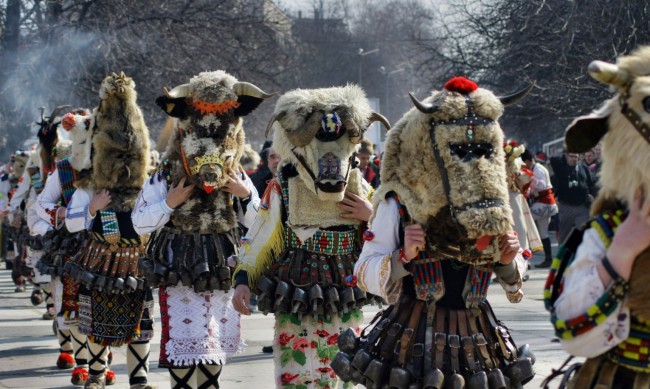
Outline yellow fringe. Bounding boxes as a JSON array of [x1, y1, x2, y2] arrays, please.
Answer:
[[233, 218, 285, 288]]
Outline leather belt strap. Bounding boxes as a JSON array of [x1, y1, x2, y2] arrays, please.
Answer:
[[573, 356, 603, 389], [413, 313, 427, 378], [434, 306, 447, 370], [468, 310, 494, 370], [595, 358, 618, 388], [458, 310, 478, 373], [380, 299, 415, 360], [398, 300, 424, 365], [483, 302, 517, 360], [368, 297, 407, 354], [477, 306, 504, 366], [449, 309, 461, 373]]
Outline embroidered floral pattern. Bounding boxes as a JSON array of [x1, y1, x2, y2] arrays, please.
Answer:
[[274, 311, 362, 388]]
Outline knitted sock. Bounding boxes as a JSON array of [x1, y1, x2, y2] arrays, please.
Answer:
[[169, 367, 197, 389], [70, 325, 88, 368], [127, 340, 150, 385], [87, 342, 109, 377], [196, 364, 222, 389], [57, 327, 73, 353]]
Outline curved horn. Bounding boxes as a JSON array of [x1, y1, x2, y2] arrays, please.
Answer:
[[49, 105, 73, 124], [233, 81, 276, 99], [265, 111, 286, 138], [38, 107, 46, 123], [588, 60, 631, 88], [409, 92, 438, 114], [283, 111, 322, 147], [498, 82, 535, 107], [368, 112, 391, 131], [163, 84, 192, 99]]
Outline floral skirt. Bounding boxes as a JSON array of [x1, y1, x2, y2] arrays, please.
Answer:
[[274, 310, 363, 389]]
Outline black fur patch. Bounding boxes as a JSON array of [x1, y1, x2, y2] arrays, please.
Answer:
[[234, 95, 264, 117], [155, 95, 189, 119]]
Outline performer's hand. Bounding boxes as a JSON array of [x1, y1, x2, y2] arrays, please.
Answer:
[[165, 176, 195, 209], [56, 206, 66, 222], [232, 284, 251, 315], [89, 189, 112, 216], [404, 224, 426, 262], [223, 172, 251, 199], [337, 191, 372, 221], [498, 232, 520, 265], [605, 190, 650, 281]]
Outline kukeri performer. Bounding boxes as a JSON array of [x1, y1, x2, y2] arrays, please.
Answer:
[[232, 85, 390, 389], [65, 72, 155, 389], [545, 46, 650, 388], [332, 77, 536, 389], [33, 108, 106, 385], [133, 71, 271, 388]]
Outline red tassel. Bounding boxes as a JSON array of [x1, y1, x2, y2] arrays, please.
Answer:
[[56, 352, 75, 369], [444, 77, 478, 94]]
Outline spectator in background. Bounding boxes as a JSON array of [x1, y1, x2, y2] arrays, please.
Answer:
[[550, 151, 598, 244], [522, 149, 558, 268], [249, 144, 282, 197], [357, 138, 380, 188]]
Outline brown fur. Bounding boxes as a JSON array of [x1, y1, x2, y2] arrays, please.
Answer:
[[91, 73, 150, 211]]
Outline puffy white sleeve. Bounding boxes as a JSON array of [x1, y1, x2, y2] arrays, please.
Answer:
[[65, 188, 93, 233], [34, 170, 63, 228], [354, 198, 410, 305], [131, 176, 174, 235], [552, 227, 630, 357], [236, 171, 260, 229], [27, 205, 51, 236], [8, 171, 30, 212]]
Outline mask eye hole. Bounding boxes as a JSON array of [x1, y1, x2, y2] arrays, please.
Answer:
[[449, 143, 493, 161], [643, 97, 650, 113]]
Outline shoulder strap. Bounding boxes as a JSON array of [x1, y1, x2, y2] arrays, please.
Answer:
[[57, 159, 76, 206]]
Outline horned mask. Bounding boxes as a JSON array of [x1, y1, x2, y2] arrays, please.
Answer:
[[268, 85, 390, 202], [565, 45, 650, 210], [374, 77, 532, 253], [61, 108, 95, 172], [156, 70, 275, 194]]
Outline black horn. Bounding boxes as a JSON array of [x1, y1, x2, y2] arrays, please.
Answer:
[[498, 82, 535, 107], [409, 92, 438, 114]]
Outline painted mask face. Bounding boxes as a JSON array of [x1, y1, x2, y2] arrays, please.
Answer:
[[61, 109, 94, 171]]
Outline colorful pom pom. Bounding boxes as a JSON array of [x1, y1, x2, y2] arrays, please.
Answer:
[[345, 275, 357, 287], [443, 77, 478, 94], [362, 230, 375, 241]]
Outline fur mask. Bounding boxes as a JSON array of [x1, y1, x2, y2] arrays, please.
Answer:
[[92, 72, 150, 211], [61, 108, 95, 172], [268, 85, 390, 202], [156, 70, 274, 194], [374, 77, 533, 249], [565, 46, 650, 212], [10, 150, 30, 180]]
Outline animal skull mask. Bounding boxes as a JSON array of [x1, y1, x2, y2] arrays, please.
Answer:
[[156, 70, 274, 193], [61, 108, 95, 172], [268, 85, 390, 202], [374, 77, 532, 248]]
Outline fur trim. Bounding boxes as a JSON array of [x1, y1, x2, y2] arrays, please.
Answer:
[[91, 73, 150, 211], [374, 85, 512, 242]]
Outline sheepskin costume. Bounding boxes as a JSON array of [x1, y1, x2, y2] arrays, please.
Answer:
[[235, 85, 390, 389], [91, 72, 150, 211], [374, 77, 519, 262], [153, 70, 273, 232], [544, 46, 650, 388]]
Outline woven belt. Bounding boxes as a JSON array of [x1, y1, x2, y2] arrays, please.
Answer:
[[286, 228, 357, 255], [90, 232, 141, 248]]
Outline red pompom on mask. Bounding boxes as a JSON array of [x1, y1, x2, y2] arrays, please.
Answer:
[[444, 77, 479, 94]]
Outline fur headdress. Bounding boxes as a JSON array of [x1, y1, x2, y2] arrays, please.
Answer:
[[375, 77, 532, 257], [91, 72, 150, 211], [268, 85, 390, 202], [61, 108, 95, 186], [154, 70, 274, 232], [11, 149, 30, 180]]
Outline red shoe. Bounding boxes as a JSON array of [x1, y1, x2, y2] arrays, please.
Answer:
[[71, 367, 89, 385], [105, 370, 116, 386], [56, 352, 75, 369]]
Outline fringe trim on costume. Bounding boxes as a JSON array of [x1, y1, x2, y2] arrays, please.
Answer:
[[166, 339, 247, 367], [236, 218, 284, 288]]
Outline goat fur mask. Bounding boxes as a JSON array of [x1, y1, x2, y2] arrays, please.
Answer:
[[268, 85, 390, 202], [374, 77, 532, 253], [156, 70, 274, 194], [61, 108, 95, 173]]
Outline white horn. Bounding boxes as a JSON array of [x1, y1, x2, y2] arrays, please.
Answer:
[[588, 60, 631, 88], [163, 83, 192, 99]]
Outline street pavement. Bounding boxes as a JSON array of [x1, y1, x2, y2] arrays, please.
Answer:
[[0, 250, 577, 388]]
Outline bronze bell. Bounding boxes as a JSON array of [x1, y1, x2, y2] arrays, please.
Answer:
[[309, 284, 324, 316], [337, 327, 359, 353], [113, 277, 126, 291], [325, 287, 340, 314], [445, 373, 465, 389], [350, 349, 372, 385], [291, 287, 309, 316], [353, 285, 367, 308], [330, 352, 353, 382], [255, 275, 277, 303], [363, 359, 390, 389], [388, 366, 412, 389], [486, 369, 507, 389], [467, 371, 488, 389], [423, 368, 445, 389], [274, 280, 292, 308], [504, 357, 535, 386], [125, 276, 138, 291], [340, 287, 356, 313]]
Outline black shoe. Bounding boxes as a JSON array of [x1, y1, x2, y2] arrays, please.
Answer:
[[262, 345, 273, 353], [535, 260, 552, 269]]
